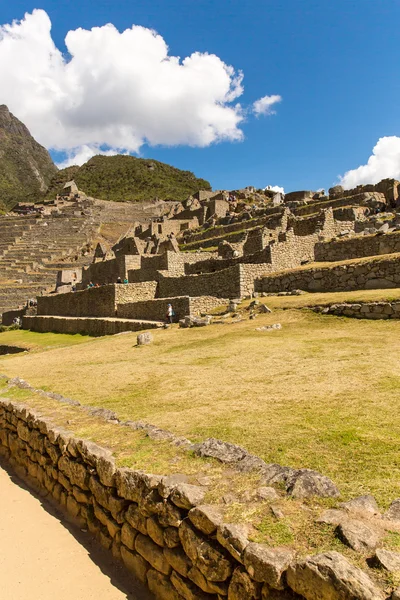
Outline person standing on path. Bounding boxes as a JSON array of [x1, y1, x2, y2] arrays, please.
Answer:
[[166, 303, 175, 324]]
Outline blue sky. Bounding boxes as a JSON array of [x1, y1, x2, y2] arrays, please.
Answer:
[[1, 0, 400, 193]]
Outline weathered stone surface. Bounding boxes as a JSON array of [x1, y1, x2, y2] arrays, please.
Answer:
[[339, 495, 380, 516], [253, 487, 280, 502], [89, 475, 127, 520], [58, 455, 89, 490], [93, 502, 120, 538], [140, 489, 165, 517], [392, 588, 400, 600], [66, 494, 81, 519], [286, 469, 340, 499], [147, 516, 165, 547], [179, 316, 212, 328], [170, 571, 214, 600], [374, 548, 400, 572], [120, 545, 149, 583], [217, 523, 249, 562], [336, 518, 381, 552], [164, 546, 192, 577], [286, 551, 385, 599], [147, 569, 182, 600], [72, 485, 91, 504], [115, 468, 162, 503], [189, 505, 224, 535], [137, 332, 153, 345], [126, 503, 148, 535], [228, 566, 261, 600], [158, 501, 184, 528], [385, 499, 400, 521], [158, 474, 189, 498], [316, 509, 347, 526], [193, 438, 247, 463], [76, 439, 116, 487], [188, 565, 228, 595], [243, 544, 294, 590], [135, 533, 171, 575], [121, 522, 138, 550], [179, 520, 233, 582], [163, 526, 181, 548], [170, 483, 206, 510]]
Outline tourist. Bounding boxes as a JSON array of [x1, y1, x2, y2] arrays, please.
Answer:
[[166, 303, 175, 324], [88, 281, 94, 288], [123, 278, 128, 284], [116, 277, 122, 284]]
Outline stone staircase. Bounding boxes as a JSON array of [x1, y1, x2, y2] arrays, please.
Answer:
[[0, 197, 173, 316], [0, 202, 101, 314]]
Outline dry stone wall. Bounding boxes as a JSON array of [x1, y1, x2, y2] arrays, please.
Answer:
[[256, 257, 400, 294], [37, 284, 157, 318], [23, 315, 161, 335], [117, 296, 227, 322], [313, 301, 400, 319], [158, 265, 243, 299], [82, 256, 142, 286], [315, 231, 400, 263], [0, 399, 386, 600]]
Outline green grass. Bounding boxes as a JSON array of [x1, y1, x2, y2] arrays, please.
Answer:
[[0, 329, 93, 351], [45, 155, 211, 202], [2, 301, 400, 508]]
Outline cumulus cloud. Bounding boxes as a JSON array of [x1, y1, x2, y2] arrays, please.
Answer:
[[253, 95, 282, 117], [0, 9, 280, 164], [265, 184, 285, 194], [340, 136, 400, 189]]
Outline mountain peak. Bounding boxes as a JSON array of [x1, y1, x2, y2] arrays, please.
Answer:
[[0, 106, 57, 210]]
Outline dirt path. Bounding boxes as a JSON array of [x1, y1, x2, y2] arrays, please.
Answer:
[[0, 462, 152, 600]]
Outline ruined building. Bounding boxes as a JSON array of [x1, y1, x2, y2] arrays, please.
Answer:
[[7, 177, 400, 334]]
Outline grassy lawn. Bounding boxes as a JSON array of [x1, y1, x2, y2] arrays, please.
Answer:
[[0, 329, 93, 351], [1, 294, 400, 509]]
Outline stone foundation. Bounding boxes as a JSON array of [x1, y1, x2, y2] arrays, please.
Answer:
[[37, 283, 158, 318], [256, 256, 400, 294], [23, 315, 163, 336], [312, 301, 400, 319], [0, 398, 386, 600], [117, 296, 227, 322]]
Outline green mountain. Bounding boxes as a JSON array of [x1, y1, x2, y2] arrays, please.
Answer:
[[0, 105, 58, 211], [46, 154, 211, 202]]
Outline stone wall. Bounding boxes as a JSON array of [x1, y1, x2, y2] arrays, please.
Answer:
[[118, 296, 228, 321], [315, 231, 400, 263], [0, 398, 385, 600], [118, 297, 191, 322], [23, 315, 161, 335], [82, 256, 142, 286], [158, 265, 242, 299], [256, 256, 400, 294], [313, 301, 400, 319], [37, 284, 157, 318]]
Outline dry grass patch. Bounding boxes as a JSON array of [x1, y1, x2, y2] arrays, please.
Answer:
[[1, 304, 400, 508]]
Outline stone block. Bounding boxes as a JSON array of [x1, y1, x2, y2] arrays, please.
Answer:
[[135, 533, 171, 575]]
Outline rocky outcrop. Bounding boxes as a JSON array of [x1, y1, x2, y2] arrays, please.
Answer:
[[0, 105, 57, 209]]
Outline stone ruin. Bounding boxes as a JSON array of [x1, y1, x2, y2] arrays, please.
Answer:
[[14, 177, 400, 334]]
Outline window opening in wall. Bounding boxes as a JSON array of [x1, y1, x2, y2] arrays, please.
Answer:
[[158, 224, 162, 233]]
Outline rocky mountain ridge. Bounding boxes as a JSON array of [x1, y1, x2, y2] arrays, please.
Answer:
[[0, 105, 57, 211]]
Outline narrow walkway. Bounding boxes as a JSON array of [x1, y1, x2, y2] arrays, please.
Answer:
[[0, 462, 152, 600]]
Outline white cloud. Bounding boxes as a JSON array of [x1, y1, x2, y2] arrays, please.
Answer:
[[253, 95, 282, 117], [0, 9, 282, 163], [265, 184, 285, 194], [339, 136, 400, 189], [56, 145, 124, 168]]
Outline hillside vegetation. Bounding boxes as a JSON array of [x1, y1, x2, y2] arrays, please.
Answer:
[[46, 155, 211, 202], [0, 105, 57, 211]]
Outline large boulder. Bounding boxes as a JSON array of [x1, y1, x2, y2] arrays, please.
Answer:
[[287, 551, 385, 599]]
